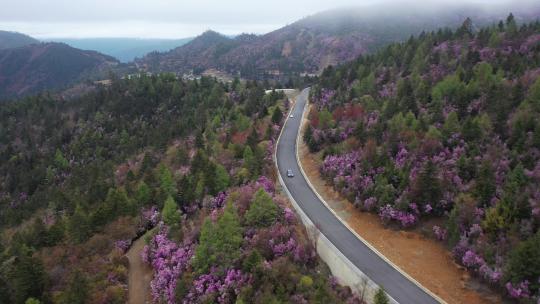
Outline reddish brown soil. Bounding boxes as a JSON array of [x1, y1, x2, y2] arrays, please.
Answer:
[[297, 110, 502, 304]]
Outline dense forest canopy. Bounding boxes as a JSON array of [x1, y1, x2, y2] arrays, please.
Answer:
[[0, 75, 358, 303], [306, 15, 540, 301]]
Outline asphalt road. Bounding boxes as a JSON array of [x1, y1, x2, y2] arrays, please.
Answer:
[[276, 88, 440, 304]]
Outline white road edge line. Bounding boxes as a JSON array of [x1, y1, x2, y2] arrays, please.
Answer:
[[273, 91, 397, 304], [282, 88, 446, 304]]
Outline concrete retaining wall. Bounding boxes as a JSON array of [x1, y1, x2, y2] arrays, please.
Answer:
[[277, 172, 394, 304]]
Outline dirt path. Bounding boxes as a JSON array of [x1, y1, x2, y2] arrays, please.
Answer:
[[297, 108, 502, 304], [126, 236, 153, 304]]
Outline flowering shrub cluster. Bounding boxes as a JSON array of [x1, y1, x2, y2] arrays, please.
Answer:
[[142, 225, 195, 304], [115, 239, 132, 253], [184, 268, 251, 303], [140, 177, 355, 303], [379, 204, 417, 227], [309, 17, 540, 301], [139, 206, 160, 233]]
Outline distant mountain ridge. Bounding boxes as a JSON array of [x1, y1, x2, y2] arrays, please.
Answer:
[[50, 37, 193, 62], [0, 30, 39, 50], [136, 4, 540, 80], [0, 42, 118, 98]]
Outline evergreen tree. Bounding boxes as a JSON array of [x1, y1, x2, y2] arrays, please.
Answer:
[[215, 164, 230, 193], [271, 107, 283, 124], [247, 127, 259, 149], [475, 161, 496, 207], [136, 181, 152, 206], [68, 205, 90, 244], [8, 255, 46, 303], [105, 187, 134, 216], [54, 149, 69, 169], [243, 146, 257, 178], [506, 13, 518, 34], [456, 17, 473, 38], [397, 77, 417, 115], [139, 153, 153, 177], [45, 220, 64, 247], [413, 160, 442, 209], [159, 165, 177, 203], [193, 202, 242, 274], [374, 288, 389, 304], [245, 188, 279, 227], [304, 125, 320, 152], [505, 232, 540, 292], [162, 195, 181, 226], [60, 270, 88, 304]]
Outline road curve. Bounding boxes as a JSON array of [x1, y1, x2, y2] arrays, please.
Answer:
[[276, 88, 440, 304]]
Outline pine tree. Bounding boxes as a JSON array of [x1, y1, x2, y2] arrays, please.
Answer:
[[215, 164, 230, 193], [60, 270, 88, 304], [139, 153, 154, 177], [193, 202, 242, 274], [397, 78, 417, 115], [162, 195, 181, 226], [159, 165, 177, 203], [271, 106, 283, 124], [506, 231, 540, 290], [8, 255, 46, 303], [475, 161, 496, 207], [506, 13, 518, 34], [245, 188, 279, 227], [68, 205, 90, 244], [136, 181, 152, 206], [413, 160, 442, 209], [54, 149, 69, 169], [243, 146, 257, 178], [456, 17, 473, 38], [247, 127, 259, 149], [105, 187, 134, 216]]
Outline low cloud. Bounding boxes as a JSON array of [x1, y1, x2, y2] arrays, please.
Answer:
[[1, 0, 538, 38]]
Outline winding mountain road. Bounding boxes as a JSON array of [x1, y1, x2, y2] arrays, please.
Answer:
[[276, 88, 440, 304]]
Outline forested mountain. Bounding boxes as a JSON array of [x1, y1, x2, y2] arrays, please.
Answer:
[[137, 30, 241, 75], [0, 75, 359, 303], [306, 15, 540, 301], [0, 42, 118, 99], [0, 30, 38, 50], [136, 4, 540, 80]]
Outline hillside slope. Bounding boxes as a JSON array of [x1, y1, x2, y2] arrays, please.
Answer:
[[0, 30, 38, 50], [0, 42, 118, 98], [307, 15, 540, 301], [0, 75, 359, 304], [136, 4, 540, 80]]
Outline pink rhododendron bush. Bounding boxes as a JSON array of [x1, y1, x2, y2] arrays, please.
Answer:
[[141, 179, 360, 303], [307, 17, 540, 301]]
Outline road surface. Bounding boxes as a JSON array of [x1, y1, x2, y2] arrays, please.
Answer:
[[276, 88, 439, 304]]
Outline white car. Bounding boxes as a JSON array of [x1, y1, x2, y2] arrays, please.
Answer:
[[287, 169, 294, 177], [289, 114, 294, 118]]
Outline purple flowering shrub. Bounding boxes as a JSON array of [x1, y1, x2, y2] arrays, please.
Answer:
[[141, 225, 195, 304], [183, 268, 251, 303], [311, 21, 540, 301], [114, 239, 132, 253], [141, 178, 357, 303]]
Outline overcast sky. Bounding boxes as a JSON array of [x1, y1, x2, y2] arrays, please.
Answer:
[[0, 0, 537, 39]]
